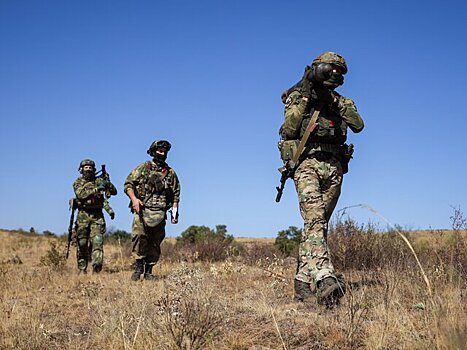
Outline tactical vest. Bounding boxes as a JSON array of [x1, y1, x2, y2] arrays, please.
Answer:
[[301, 101, 348, 146], [136, 161, 173, 211], [75, 179, 105, 210]]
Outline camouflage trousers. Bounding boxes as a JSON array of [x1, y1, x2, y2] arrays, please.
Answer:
[[131, 210, 166, 266], [75, 210, 106, 271], [293, 154, 343, 287]]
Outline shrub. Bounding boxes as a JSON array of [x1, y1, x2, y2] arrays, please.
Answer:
[[42, 230, 56, 237], [40, 241, 66, 270], [156, 292, 223, 350], [106, 229, 132, 243], [241, 242, 281, 265], [274, 226, 302, 256], [176, 225, 236, 262]]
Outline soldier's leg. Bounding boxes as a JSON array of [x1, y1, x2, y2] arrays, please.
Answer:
[[321, 157, 343, 222], [294, 158, 335, 287], [144, 220, 166, 279], [314, 157, 346, 307], [131, 214, 146, 281], [90, 213, 105, 273], [132, 213, 148, 259], [76, 211, 91, 272], [146, 220, 166, 265]]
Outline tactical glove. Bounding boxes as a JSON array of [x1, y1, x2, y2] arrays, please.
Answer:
[[109, 211, 115, 220]]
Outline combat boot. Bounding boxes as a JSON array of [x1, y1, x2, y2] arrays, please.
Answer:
[[144, 263, 157, 281], [294, 279, 314, 302], [316, 276, 346, 308], [92, 263, 102, 273], [131, 259, 144, 281]]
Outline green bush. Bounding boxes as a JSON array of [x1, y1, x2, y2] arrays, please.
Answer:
[[107, 229, 132, 243], [176, 225, 236, 261], [177, 225, 233, 246], [40, 241, 66, 270], [274, 226, 302, 256]]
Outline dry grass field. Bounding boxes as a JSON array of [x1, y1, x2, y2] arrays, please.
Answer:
[[0, 228, 465, 350]]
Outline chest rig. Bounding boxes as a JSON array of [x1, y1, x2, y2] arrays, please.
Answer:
[[137, 161, 172, 210], [300, 98, 348, 146], [76, 179, 104, 210]]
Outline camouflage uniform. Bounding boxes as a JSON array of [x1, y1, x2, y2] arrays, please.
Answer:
[[124, 160, 180, 272], [73, 167, 117, 273], [280, 52, 364, 303]]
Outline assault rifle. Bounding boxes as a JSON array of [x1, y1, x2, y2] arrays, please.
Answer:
[[96, 164, 112, 198], [66, 198, 77, 259], [275, 103, 324, 202]]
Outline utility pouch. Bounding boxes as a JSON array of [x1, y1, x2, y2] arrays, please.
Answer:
[[278, 139, 299, 164], [339, 143, 354, 174]]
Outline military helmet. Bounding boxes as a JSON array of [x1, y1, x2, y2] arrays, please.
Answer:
[[147, 140, 172, 156], [312, 51, 348, 74], [79, 159, 95, 168], [78, 159, 95, 172]]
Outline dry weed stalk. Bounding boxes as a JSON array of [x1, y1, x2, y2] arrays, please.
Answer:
[[344, 279, 369, 348], [339, 204, 442, 349], [260, 290, 287, 350], [156, 290, 222, 350], [339, 204, 432, 296]]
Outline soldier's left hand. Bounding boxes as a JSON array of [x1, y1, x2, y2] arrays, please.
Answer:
[[109, 211, 115, 220]]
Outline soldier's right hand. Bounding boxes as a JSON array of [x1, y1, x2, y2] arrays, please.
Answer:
[[131, 198, 144, 213]]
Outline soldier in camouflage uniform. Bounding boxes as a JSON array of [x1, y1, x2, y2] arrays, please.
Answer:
[[73, 159, 117, 274], [124, 140, 180, 281], [279, 52, 364, 307]]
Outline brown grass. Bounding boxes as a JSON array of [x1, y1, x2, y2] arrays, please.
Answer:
[[0, 229, 465, 350]]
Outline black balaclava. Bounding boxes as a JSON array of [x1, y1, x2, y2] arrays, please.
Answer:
[[83, 169, 95, 180]]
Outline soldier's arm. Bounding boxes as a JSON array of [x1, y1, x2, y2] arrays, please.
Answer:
[[123, 164, 145, 196], [73, 179, 99, 200], [103, 199, 115, 219], [124, 164, 145, 213], [103, 199, 112, 212], [336, 96, 364, 133], [281, 90, 308, 140], [107, 181, 117, 196], [170, 170, 181, 205]]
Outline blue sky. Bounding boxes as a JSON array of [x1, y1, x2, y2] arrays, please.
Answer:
[[1, 0, 466, 237]]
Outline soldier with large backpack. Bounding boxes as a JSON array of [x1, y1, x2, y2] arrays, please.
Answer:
[[124, 140, 181, 281], [277, 52, 364, 307]]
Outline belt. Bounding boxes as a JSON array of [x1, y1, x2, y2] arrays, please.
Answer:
[[78, 206, 103, 212], [306, 142, 340, 156]]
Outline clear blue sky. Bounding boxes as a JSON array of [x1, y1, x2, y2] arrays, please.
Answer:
[[1, 0, 466, 237]]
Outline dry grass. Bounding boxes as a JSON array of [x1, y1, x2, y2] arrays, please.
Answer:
[[0, 229, 465, 350]]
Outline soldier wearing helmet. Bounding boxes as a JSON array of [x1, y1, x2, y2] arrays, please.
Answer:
[[278, 52, 364, 307], [73, 159, 117, 274], [124, 139, 181, 281]]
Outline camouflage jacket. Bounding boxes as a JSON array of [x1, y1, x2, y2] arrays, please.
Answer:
[[281, 90, 364, 145], [124, 161, 180, 211], [73, 176, 117, 210]]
